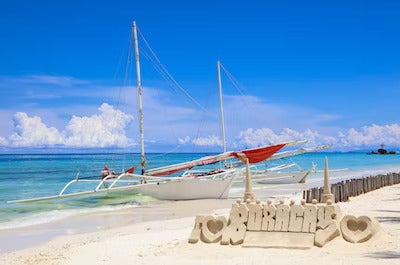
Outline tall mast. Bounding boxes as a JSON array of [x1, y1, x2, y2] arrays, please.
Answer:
[[132, 21, 146, 174], [217, 60, 227, 153]]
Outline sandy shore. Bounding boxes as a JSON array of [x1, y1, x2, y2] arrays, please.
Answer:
[[1, 184, 400, 265]]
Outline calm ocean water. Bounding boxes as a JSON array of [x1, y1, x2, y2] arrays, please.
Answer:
[[1, 152, 400, 229]]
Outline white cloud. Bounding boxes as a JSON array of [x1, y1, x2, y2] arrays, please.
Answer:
[[178, 136, 191, 144], [7, 104, 134, 148], [63, 103, 134, 147], [9, 112, 64, 147], [192, 135, 223, 146]]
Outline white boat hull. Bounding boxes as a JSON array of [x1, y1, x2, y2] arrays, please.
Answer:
[[137, 177, 235, 200], [252, 170, 311, 185]]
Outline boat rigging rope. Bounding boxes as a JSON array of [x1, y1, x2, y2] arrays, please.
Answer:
[[221, 64, 276, 148], [99, 33, 137, 173], [220, 63, 250, 97], [139, 48, 183, 97], [135, 26, 215, 156], [137, 27, 208, 114]]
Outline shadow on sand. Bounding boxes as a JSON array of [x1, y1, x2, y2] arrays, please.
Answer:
[[375, 216, 400, 223], [365, 251, 400, 259], [373, 208, 400, 223]]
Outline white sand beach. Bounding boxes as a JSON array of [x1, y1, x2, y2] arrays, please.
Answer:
[[1, 184, 400, 265]]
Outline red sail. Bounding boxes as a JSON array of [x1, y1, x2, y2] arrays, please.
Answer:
[[233, 144, 286, 164], [145, 142, 290, 176], [125, 166, 137, 173]]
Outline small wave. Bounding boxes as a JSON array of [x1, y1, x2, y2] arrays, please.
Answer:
[[0, 202, 139, 230]]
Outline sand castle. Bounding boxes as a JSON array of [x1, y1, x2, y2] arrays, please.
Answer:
[[189, 158, 381, 248]]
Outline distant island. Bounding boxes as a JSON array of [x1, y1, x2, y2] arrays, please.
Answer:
[[367, 144, 397, 155]]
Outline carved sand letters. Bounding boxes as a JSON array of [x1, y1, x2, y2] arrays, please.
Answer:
[[220, 200, 249, 245], [189, 199, 380, 248], [188, 215, 205, 244], [261, 200, 276, 231], [314, 200, 341, 247], [302, 201, 317, 233], [288, 200, 304, 232], [274, 201, 290, 232], [247, 200, 263, 231]]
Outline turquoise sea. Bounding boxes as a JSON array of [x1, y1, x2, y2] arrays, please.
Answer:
[[1, 152, 400, 230]]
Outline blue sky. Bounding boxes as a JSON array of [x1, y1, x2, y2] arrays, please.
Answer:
[[1, 0, 400, 152]]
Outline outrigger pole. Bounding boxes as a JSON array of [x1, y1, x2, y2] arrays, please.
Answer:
[[133, 21, 146, 174]]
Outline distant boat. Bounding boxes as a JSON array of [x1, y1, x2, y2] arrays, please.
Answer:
[[250, 163, 312, 184], [367, 144, 397, 155]]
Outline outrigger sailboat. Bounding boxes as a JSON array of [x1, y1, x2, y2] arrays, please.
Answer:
[[8, 22, 302, 204], [8, 142, 299, 203]]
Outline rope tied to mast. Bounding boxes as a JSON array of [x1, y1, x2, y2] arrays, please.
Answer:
[[137, 27, 208, 114]]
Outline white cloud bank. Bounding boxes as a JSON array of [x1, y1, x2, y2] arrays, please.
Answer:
[[336, 124, 400, 149], [236, 124, 400, 151], [237, 128, 332, 148], [176, 124, 400, 151], [7, 103, 133, 148], [192, 135, 223, 146], [2, 103, 400, 151]]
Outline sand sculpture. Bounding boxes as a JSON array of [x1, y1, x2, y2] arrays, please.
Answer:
[[189, 158, 381, 248]]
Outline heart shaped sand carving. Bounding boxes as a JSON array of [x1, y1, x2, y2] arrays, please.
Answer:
[[340, 215, 378, 243], [201, 216, 227, 243]]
